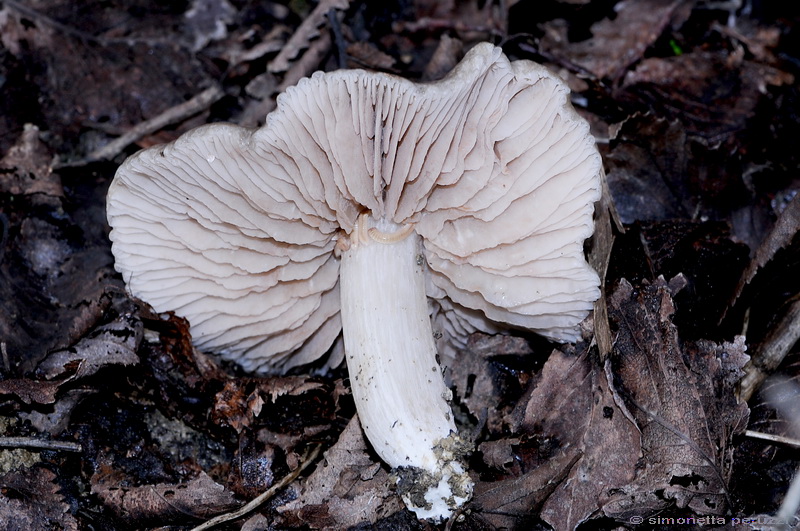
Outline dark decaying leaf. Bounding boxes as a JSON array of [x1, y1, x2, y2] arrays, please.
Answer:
[[91, 469, 238, 524], [36, 313, 141, 380], [469, 447, 580, 530], [604, 277, 750, 519], [731, 193, 800, 308], [621, 50, 794, 143], [605, 115, 692, 223], [0, 2, 214, 153], [0, 465, 78, 531], [503, 347, 641, 530], [728, 193, 800, 400], [211, 376, 341, 436], [0, 311, 140, 413], [278, 416, 402, 529], [0, 128, 115, 373], [447, 334, 534, 433], [539, 0, 693, 81]]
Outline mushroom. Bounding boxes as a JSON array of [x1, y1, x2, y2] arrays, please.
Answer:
[[106, 43, 602, 521]]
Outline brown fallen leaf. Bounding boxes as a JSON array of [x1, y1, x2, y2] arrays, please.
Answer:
[[621, 50, 794, 143], [267, 0, 350, 74], [727, 194, 800, 401], [603, 276, 750, 519], [0, 124, 62, 198], [605, 114, 691, 223], [278, 416, 402, 529], [0, 378, 61, 405], [730, 193, 800, 308], [505, 346, 641, 530], [0, 465, 78, 531], [92, 469, 238, 524], [0, 127, 114, 373], [211, 376, 336, 435], [539, 0, 693, 81], [447, 333, 533, 434], [469, 447, 581, 530], [36, 313, 141, 381]]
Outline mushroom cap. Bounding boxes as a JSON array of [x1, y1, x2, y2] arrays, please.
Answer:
[[107, 43, 602, 372]]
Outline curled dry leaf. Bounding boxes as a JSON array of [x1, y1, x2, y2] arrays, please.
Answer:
[[211, 376, 336, 435], [604, 277, 750, 519], [36, 313, 142, 380]]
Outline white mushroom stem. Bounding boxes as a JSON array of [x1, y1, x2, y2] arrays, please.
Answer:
[[339, 214, 473, 521]]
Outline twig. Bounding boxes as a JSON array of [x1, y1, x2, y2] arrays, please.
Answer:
[[58, 85, 224, 167], [326, 8, 349, 69], [0, 436, 82, 452], [267, 0, 350, 74], [745, 429, 800, 450], [0, 342, 9, 375], [240, 33, 332, 127], [739, 296, 800, 402], [190, 445, 322, 531]]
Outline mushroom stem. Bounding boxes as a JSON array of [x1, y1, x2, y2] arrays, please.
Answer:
[[339, 216, 473, 521]]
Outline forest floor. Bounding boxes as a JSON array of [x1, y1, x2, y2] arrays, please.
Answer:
[[1, 1, 800, 530]]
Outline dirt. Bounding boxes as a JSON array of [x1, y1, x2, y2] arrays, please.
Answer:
[[1, 1, 799, 530]]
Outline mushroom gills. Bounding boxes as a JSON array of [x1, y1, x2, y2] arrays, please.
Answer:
[[339, 215, 472, 520]]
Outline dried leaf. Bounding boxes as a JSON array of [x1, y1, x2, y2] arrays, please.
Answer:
[[212, 376, 343, 441], [278, 416, 402, 529], [470, 448, 580, 529], [606, 114, 690, 223], [36, 314, 142, 380], [345, 41, 396, 71], [0, 3, 213, 150], [540, 0, 692, 80], [621, 51, 794, 142], [0, 378, 60, 405], [268, 0, 350, 73], [604, 277, 750, 519], [0, 124, 62, 197], [509, 347, 641, 530], [92, 470, 238, 523], [421, 35, 461, 81], [0, 466, 78, 531], [448, 334, 532, 432], [731, 193, 800, 307]]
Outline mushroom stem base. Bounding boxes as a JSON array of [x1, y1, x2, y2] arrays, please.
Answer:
[[339, 220, 472, 521]]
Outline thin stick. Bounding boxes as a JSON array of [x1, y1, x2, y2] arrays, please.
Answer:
[[190, 445, 322, 531], [58, 85, 224, 167], [745, 429, 800, 450], [0, 436, 82, 452]]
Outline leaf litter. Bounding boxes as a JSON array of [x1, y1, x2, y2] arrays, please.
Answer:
[[1, 0, 799, 529]]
